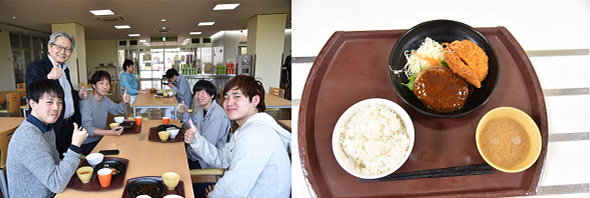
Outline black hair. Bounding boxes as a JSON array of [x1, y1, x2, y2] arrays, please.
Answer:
[[90, 70, 112, 90], [165, 68, 179, 79], [223, 75, 265, 112], [123, 59, 134, 71], [192, 80, 217, 99], [27, 79, 64, 104]]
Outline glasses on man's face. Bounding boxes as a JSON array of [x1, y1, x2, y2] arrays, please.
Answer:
[[51, 43, 73, 53]]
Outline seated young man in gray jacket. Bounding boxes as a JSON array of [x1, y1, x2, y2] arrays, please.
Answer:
[[184, 75, 291, 198], [80, 70, 131, 154], [179, 80, 230, 169], [7, 79, 88, 197]]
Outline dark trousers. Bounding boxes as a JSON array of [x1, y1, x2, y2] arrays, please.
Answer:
[[56, 118, 74, 159]]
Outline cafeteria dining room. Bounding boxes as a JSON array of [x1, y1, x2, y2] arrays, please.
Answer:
[[0, 1, 292, 198]]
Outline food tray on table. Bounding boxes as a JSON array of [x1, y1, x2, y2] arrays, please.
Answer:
[[67, 157, 129, 191], [121, 121, 140, 134], [298, 27, 548, 197], [121, 176, 185, 198], [148, 125, 185, 143], [154, 93, 174, 98]]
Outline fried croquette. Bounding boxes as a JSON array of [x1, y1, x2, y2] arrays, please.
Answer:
[[442, 40, 489, 88]]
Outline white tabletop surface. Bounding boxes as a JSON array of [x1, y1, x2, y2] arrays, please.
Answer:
[[290, 0, 589, 197]]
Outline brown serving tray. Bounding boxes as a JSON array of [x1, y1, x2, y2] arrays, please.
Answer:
[[299, 27, 548, 197], [148, 127, 185, 143], [121, 121, 140, 134], [121, 176, 185, 198], [67, 157, 129, 191]]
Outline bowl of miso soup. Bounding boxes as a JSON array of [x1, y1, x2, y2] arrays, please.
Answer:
[[476, 107, 542, 173]]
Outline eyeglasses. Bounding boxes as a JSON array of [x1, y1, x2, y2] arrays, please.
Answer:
[[51, 43, 73, 53]]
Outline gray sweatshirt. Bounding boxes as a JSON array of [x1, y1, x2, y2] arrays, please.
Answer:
[[170, 75, 192, 108], [189, 113, 291, 197], [80, 93, 127, 144], [7, 117, 81, 197]]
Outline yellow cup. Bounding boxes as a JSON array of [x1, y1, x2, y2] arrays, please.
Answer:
[[162, 172, 181, 190], [109, 123, 119, 129], [158, 131, 170, 141], [76, 166, 94, 183], [163, 92, 169, 97]]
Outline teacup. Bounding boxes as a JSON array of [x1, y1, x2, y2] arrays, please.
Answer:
[[76, 166, 93, 183], [163, 92, 169, 97], [109, 123, 120, 129], [162, 172, 181, 190], [158, 131, 170, 141]]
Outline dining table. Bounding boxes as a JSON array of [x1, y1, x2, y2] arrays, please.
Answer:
[[131, 92, 179, 118], [56, 119, 194, 198], [265, 93, 292, 109]]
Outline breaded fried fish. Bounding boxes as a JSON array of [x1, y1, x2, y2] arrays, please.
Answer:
[[442, 40, 489, 88]]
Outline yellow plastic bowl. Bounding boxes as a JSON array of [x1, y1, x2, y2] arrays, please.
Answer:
[[475, 107, 542, 173]]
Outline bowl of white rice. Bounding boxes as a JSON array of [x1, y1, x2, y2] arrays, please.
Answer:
[[332, 98, 415, 179]]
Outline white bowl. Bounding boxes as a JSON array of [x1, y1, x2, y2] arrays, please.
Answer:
[[114, 116, 125, 124], [163, 195, 183, 198], [86, 153, 104, 168], [332, 98, 415, 179], [167, 128, 180, 139], [168, 92, 175, 97], [136, 195, 152, 198]]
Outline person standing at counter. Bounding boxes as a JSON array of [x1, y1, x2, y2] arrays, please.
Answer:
[[164, 68, 192, 119], [120, 59, 149, 114], [184, 75, 291, 197], [7, 79, 88, 197], [80, 71, 131, 155], [26, 31, 88, 159]]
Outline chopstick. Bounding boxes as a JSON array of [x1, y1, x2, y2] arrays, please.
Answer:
[[357, 163, 494, 183]]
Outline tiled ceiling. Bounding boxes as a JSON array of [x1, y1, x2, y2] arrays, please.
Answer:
[[0, 0, 291, 43]]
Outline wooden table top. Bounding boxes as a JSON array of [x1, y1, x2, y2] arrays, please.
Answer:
[[131, 93, 179, 107], [56, 119, 194, 198], [277, 120, 291, 131], [265, 93, 291, 108], [0, 117, 25, 134]]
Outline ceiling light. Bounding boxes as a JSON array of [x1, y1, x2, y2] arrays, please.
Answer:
[[12, 16, 16, 19], [213, 3, 240, 10], [162, 27, 167, 30], [139, 40, 147, 42], [161, 19, 166, 22], [115, 25, 131, 29], [189, 32, 202, 35], [198, 22, 215, 26], [90, 9, 115, 16], [128, 34, 140, 37]]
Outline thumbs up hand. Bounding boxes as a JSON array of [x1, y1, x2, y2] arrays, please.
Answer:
[[122, 89, 131, 103], [47, 62, 63, 80], [184, 119, 198, 144], [178, 100, 188, 114], [79, 85, 88, 100]]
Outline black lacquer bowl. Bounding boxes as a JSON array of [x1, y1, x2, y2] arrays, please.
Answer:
[[388, 19, 499, 118]]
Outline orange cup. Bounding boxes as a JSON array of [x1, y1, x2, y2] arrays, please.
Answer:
[[162, 117, 170, 124], [135, 116, 143, 125], [97, 168, 113, 187]]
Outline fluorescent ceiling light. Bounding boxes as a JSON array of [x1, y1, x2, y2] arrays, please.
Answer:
[[198, 22, 215, 26], [90, 9, 114, 16], [115, 25, 131, 29], [189, 32, 202, 35], [213, 3, 240, 10], [139, 40, 147, 42], [128, 34, 140, 37], [161, 19, 166, 22]]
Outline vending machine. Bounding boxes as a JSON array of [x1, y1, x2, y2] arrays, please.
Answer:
[[237, 54, 253, 76]]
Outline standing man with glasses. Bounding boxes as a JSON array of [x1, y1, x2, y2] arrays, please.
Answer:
[[26, 31, 88, 159]]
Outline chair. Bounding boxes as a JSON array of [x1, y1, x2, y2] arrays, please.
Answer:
[[0, 124, 17, 198], [269, 87, 285, 98], [190, 168, 225, 183], [267, 87, 285, 119], [0, 92, 20, 117], [16, 83, 26, 109]]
